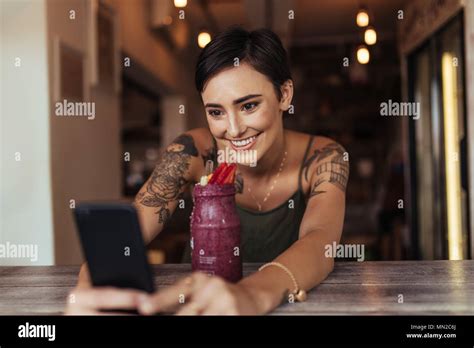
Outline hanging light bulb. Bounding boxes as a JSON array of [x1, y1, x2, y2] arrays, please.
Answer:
[[356, 8, 369, 27], [364, 27, 377, 45], [357, 45, 370, 64], [174, 0, 187, 8], [198, 31, 211, 48]]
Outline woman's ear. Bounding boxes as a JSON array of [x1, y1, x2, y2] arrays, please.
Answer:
[[279, 80, 294, 111]]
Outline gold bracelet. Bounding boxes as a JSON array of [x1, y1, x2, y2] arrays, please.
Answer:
[[258, 262, 307, 302]]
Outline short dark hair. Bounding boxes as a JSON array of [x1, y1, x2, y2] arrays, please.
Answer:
[[195, 26, 292, 100]]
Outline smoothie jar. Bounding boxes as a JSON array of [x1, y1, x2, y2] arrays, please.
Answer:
[[190, 183, 242, 282]]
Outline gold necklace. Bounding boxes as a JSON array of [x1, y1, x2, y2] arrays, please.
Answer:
[[246, 150, 288, 211]]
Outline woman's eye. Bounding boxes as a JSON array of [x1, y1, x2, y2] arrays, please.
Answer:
[[208, 110, 223, 118], [241, 102, 259, 112]]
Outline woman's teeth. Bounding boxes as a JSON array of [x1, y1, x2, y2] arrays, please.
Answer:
[[231, 135, 257, 147]]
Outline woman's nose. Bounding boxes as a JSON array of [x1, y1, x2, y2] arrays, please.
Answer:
[[227, 115, 244, 138]]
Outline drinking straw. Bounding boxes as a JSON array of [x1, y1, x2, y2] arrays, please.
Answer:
[[216, 164, 236, 184], [223, 166, 236, 184], [205, 160, 214, 175], [208, 163, 228, 184]]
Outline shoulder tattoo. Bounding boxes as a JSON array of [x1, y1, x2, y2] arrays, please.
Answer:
[[302, 142, 349, 198]]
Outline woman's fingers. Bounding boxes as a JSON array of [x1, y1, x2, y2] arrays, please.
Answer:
[[199, 303, 230, 315], [75, 287, 144, 309], [174, 278, 224, 315], [138, 272, 211, 315], [138, 275, 195, 314], [66, 287, 144, 314], [65, 275, 242, 316], [200, 290, 241, 315], [174, 276, 238, 315], [175, 302, 204, 315]]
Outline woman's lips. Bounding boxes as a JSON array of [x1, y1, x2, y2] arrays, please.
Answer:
[[228, 133, 261, 151]]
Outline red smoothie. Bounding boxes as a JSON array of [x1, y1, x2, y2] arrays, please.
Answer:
[[190, 182, 242, 282]]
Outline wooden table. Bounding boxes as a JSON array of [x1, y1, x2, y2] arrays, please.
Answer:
[[0, 261, 473, 315]]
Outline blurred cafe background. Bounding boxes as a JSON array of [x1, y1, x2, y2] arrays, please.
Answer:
[[1, 0, 473, 265]]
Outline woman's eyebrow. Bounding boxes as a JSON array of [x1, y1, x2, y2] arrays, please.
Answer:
[[204, 94, 262, 108], [232, 94, 262, 105], [204, 103, 222, 108]]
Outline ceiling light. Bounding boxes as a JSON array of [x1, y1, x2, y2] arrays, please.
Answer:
[[356, 8, 369, 27], [364, 27, 377, 45], [357, 45, 370, 64], [174, 0, 187, 8], [198, 31, 211, 48]]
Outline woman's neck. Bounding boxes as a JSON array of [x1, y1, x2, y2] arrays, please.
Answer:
[[237, 128, 287, 180]]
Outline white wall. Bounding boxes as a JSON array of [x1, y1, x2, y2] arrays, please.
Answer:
[[0, 0, 54, 265], [46, 0, 122, 265]]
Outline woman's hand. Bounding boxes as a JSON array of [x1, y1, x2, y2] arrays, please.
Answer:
[[138, 272, 266, 315], [65, 272, 275, 315], [65, 286, 146, 315]]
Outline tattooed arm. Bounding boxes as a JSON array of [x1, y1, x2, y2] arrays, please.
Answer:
[[239, 137, 349, 313], [303, 141, 349, 199], [76, 130, 214, 287], [296, 138, 348, 253], [134, 131, 213, 244]]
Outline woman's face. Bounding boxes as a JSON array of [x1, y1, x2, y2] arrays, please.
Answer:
[[201, 63, 292, 166]]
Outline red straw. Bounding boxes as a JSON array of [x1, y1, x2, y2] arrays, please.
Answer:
[[208, 163, 227, 184], [215, 163, 235, 184]]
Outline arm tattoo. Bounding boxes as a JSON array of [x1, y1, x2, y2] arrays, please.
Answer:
[[302, 142, 349, 197], [309, 177, 326, 197], [138, 134, 198, 224]]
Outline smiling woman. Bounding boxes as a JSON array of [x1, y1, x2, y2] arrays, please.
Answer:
[[68, 26, 349, 316]]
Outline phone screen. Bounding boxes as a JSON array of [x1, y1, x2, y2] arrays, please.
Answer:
[[73, 203, 155, 293]]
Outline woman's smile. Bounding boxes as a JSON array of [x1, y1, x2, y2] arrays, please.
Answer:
[[227, 132, 263, 151]]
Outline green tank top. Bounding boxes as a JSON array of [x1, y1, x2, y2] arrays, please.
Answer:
[[182, 136, 314, 263]]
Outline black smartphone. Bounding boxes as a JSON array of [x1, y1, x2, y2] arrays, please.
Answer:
[[73, 202, 155, 294]]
